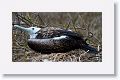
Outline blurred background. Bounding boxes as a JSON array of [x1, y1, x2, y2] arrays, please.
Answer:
[[12, 12, 102, 62]]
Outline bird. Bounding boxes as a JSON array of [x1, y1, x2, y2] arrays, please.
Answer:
[[14, 25, 98, 54]]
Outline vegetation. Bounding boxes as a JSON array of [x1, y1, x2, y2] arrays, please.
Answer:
[[12, 12, 102, 62]]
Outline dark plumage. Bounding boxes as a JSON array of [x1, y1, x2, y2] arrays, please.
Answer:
[[28, 28, 98, 54], [14, 25, 98, 54]]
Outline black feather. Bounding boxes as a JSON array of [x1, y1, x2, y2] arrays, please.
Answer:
[[27, 27, 98, 54]]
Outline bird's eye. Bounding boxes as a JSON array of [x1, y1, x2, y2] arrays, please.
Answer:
[[32, 28, 34, 30]]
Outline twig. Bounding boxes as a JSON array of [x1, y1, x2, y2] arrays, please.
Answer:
[[14, 13, 32, 26], [65, 20, 71, 30]]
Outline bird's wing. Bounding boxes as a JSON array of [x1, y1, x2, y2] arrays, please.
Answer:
[[35, 29, 88, 45], [36, 29, 83, 39], [57, 30, 84, 40]]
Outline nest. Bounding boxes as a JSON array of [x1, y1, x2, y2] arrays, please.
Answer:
[[12, 12, 102, 62]]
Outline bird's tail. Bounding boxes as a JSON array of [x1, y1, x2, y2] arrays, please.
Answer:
[[82, 45, 99, 54]]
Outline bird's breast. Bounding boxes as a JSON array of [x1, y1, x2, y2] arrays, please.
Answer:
[[27, 36, 80, 53]]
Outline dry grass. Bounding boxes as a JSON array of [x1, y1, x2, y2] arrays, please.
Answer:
[[12, 12, 102, 62]]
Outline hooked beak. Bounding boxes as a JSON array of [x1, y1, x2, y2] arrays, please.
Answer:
[[14, 25, 27, 32], [14, 25, 41, 35]]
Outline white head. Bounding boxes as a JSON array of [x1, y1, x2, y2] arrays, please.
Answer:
[[14, 25, 41, 38]]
